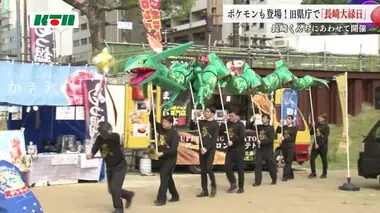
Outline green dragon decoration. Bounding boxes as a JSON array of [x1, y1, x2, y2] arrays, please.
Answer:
[[123, 41, 329, 109]]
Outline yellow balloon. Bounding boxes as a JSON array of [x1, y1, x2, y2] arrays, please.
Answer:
[[92, 47, 113, 74]]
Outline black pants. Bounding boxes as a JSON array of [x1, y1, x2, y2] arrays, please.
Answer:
[[310, 144, 328, 175], [156, 157, 179, 202], [225, 150, 245, 189], [106, 161, 134, 209], [200, 149, 216, 191], [255, 148, 277, 184], [282, 144, 295, 178]]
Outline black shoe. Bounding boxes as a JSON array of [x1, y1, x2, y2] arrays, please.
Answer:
[[125, 191, 135, 209], [288, 176, 294, 180], [196, 191, 209, 197], [282, 177, 288, 182], [271, 180, 277, 185], [320, 174, 327, 179], [227, 184, 237, 193], [210, 187, 216, 197], [308, 173, 317, 179], [113, 208, 124, 213], [168, 197, 180, 202], [236, 188, 244, 194], [154, 200, 165, 206], [252, 183, 261, 187]]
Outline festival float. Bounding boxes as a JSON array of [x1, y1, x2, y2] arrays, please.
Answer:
[[87, 0, 332, 173]]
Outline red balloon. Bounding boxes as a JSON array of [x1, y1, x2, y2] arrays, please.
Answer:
[[371, 6, 380, 27]]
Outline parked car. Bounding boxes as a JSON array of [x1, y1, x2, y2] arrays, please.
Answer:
[[358, 120, 380, 182]]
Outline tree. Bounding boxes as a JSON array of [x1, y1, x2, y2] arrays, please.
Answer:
[[62, 0, 195, 54]]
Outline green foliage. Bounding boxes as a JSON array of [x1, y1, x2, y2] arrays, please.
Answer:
[[161, 0, 195, 21], [123, 0, 195, 20]]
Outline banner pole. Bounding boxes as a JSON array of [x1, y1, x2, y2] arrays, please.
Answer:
[[188, 82, 204, 148], [339, 72, 359, 191]]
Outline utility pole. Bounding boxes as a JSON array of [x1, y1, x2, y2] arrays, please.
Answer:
[[16, 0, 22, 61], [23, 0, 28, 62]]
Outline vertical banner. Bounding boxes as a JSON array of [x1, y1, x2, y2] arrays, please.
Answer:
[[140, 0, 163, 51], [281, 89, 299, 125], [29, 28, 54, 63], [336, 72, 348, 153], [82, 80, 108, 142]]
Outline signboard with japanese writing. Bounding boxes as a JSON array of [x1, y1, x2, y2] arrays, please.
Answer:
[[0, 62, 100, 106], [281, 89, 299, 126], [82, 80, 108, 142], [140, 0, 162, 42], [176, 130, 258, 165], [29, 28, 55, 63]]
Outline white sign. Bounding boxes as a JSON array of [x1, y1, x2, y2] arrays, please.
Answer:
[[56, 106, 75, 120], [117, 21, 133, 29], [29, 12, 79, 28], [223, 4, 379, 23], [51, 154, 79, 165], [75, 106, 85, 120]]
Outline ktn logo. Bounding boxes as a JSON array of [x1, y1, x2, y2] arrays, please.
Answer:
[[348, 0, 380, 27], [29, 12, 79, 28]]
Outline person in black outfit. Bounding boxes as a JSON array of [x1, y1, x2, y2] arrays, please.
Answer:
[[276, 115, 297, 181], [154, 115, 180, 206], [196, 106, 220, 198], [253, 114, 277, 186], [309, 113, 330, 179], [87, 122, 135, 213], [220, 108, 246, 193]]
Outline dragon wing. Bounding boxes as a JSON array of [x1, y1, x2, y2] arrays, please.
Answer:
[[151, 42, 194, 62]]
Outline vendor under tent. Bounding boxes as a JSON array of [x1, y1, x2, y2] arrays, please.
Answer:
[[0, 61, 108, 186]]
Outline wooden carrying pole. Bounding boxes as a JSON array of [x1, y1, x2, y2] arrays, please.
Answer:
[[309, 88, 318, 147], [217, 83, 231, 145], [250, 95, 260, 148], [188, 82, 204, 148], [149, 83, 159, 153]]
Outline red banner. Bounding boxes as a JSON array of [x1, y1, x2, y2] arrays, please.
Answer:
[[140, 0, 162, 42]]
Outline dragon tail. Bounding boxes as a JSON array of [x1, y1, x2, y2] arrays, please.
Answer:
[[290, 75, 329, 90]]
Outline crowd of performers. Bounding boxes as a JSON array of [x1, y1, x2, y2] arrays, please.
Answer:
[[86, 107, 330, 213]]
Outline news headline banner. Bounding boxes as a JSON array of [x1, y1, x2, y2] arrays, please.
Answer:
[[223, 5, 380, 24]]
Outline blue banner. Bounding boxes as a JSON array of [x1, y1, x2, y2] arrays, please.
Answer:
[[0, 160, 43, 213], [0, 62, 101, 106], [281, 88, 299, 126]]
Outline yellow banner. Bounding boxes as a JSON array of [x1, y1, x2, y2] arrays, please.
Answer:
[[336, 73, 348, 153]]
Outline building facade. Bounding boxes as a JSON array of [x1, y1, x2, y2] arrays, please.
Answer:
[[0, 0, 73, 60]]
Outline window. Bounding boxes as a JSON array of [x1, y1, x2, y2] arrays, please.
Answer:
[[81, 38, 87, 45], [244, 24, 249, 31], [193, 32, 205, 40], [73, 40, 80, 47], [74, 28, 80, 33], [212, 7, 216, 14], [80, 23, 87, 30], [252, 23, 257, 26], [259, 23, 264, 28], [260, 0, 264, 2]]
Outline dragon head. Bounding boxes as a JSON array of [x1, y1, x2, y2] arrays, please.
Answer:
[[124, 41, 194, 86], [124, 53, 159, 86]]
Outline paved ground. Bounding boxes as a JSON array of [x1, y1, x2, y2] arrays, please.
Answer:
[[32, 169, 380, 213]]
